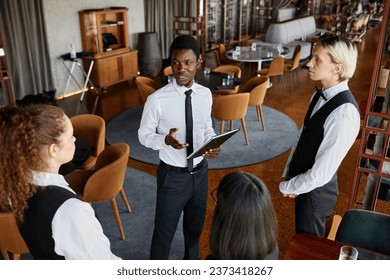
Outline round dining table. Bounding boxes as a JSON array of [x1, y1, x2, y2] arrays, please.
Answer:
[[227, 45, 290, 70]]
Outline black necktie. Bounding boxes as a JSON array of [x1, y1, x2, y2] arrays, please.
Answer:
[[304, 87, 327, 124], [185, 89, 194, 171]]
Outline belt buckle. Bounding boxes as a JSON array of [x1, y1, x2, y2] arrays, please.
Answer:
[[189, 170, 196, 175]]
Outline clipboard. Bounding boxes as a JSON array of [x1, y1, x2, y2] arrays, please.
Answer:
[[186, 128, 240, 160]]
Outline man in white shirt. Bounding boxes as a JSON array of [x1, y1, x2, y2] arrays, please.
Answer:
[[279, 35, 360, 237], [138, 35, 220, 259]]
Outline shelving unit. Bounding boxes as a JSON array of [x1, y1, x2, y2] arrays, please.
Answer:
[[204, 0, 254, 50], [174, 16, 206, 60], [79, 8, 138, 93], [0, 25, 15, 105], [349, 0, 390, 213]]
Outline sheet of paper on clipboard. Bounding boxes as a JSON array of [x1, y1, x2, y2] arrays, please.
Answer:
[[186, 128, 240, 160]]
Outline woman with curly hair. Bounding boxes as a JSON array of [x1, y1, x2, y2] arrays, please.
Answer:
[[0, 104, 120, 260], [208, 172, 279, 260]]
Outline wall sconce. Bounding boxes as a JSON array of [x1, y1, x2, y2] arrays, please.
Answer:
[[0, 48, 4, 56]]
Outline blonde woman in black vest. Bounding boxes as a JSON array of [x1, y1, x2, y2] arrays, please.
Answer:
[[279, 35, 360, 237]]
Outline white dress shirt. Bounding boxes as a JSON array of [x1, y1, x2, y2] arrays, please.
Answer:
[[138, 79, 215, 167], [31, 171, 121, 260], [279, 80, 360, 195]]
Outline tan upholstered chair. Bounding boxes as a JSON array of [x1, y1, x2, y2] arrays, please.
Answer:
[[66, 143, 131, 240], [135, 76, 160, 104], [214, 44, 238, 66], [70, 114, 105, 170], [257, 56, 286, 96], [284, 44, 301, 93], [212, 92, 250, 145], [212, 65, 242, 95], [244, 39, 255, 47], [162, 66, 173, 77], [239, 76, 269, 131], [0, 213, 29, 260]]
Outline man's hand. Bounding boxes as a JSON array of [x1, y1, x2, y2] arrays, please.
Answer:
[[203, 146, 221, 158], [165, 128, 188, 149]]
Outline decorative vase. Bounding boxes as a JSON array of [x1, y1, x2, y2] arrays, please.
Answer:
[[137, 32, 162, 77]]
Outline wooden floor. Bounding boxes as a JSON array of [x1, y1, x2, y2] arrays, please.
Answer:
[[58, 25, 390, 259]]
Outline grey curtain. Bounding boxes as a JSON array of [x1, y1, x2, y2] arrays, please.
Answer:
[[144, 0, 177, 59], [0, 0, 54, 100]]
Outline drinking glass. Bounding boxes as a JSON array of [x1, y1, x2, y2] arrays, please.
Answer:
[[222, 78, 228, 86], [339, 245, 358, 260], [203, 67, 211, 75], [227, 72, 234, 80]]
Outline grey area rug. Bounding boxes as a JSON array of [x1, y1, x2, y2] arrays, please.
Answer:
[[92, 167, 184, 260], [106, 105, 299, 169]]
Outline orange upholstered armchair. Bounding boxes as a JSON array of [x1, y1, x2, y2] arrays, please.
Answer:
[[66, 143, 131, 240], [212, 92, 250, 145], [70, 114, 106, 170], [135, 76, 161, 104]]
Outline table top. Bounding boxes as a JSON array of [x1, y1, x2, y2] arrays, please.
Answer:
[[283, 233, 390, 260], [195, 70, 240, 91], [227, 46, 289, 63]]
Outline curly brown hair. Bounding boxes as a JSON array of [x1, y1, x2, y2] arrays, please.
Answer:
[[0, 104, 66, 224], [0, 105, 39, 224]]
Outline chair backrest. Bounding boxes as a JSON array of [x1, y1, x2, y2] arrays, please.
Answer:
[[267, 56, 285, 77], [244, 40, 254, 47], [239, 76, 268, 93], [289, 44, 302, 71], [213, 65, 242, 79], [83, 143, 130, 202], [335, 209, 390, 256], [212, 92, 250, 120], [162, 66, 173, 77], [135, 76, 160, 104], [248, 77, 269, 106], [217, 44, 236, 65], [70, 114, 105, 158], [0, 213, 29, 260]]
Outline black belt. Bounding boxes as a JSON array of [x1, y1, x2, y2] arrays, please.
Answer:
[[160, 160, 204, 174]]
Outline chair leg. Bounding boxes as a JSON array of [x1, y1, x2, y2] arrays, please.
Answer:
[[220, 120, 225, 133], [258, 105, 265, 131], [110, 197, 125, 240], [255, 105, 261, 121], [289, 71, 293, 94], [120, 188, 132, 213], [281, 74, 286, 96], [240, 118, 249, 145], [1, 249, 10, 260], [230, 120, 234, 131], [296, 67, 301, 85]]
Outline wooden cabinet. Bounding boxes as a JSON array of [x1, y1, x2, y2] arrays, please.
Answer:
[[349, 0, 390, 213], [79, 8, 138, 90], [0, 25, 15, 104], [84, 50, 138, 89]]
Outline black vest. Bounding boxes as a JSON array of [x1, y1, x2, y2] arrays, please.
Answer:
[[288, 90, 358, 178], [20, 186, 81, 260]]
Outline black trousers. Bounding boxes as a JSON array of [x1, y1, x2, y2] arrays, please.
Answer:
[[150, 160, 208, 260], [294, 174, 338, 237]]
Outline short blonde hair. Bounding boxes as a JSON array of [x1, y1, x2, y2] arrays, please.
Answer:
[[319, 35, 358, 81]]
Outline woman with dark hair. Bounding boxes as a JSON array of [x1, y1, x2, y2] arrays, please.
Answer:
[[208, 172, 278, 260], [0, 104, 120, 260]]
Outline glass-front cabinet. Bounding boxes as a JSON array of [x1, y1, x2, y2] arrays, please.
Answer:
[[349, 0, 390, 214]]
